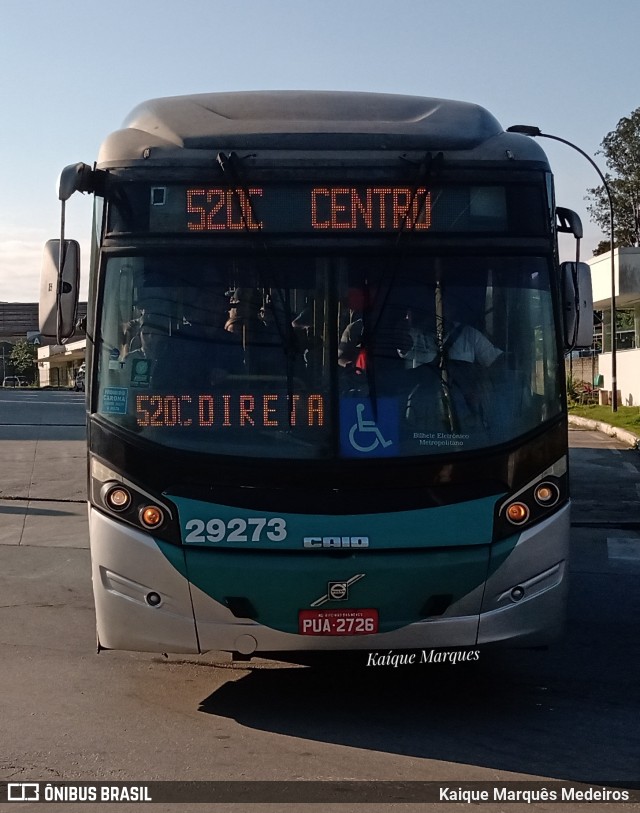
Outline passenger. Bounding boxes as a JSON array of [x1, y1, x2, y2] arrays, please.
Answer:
[[122, 313, 143, 355], [396, 306, 503, 369], [292, 303, 313, 334], [186, 288, 243, 384], [337, 287, 369, 370], [224, 287, 279, 374], [127, 310, 232, 390], [126, 313, 169, 361], [336, 286, 405, 401], [396, 304, 503, 430], [292, 301, 322, 376], [225, 288, 267, 341]]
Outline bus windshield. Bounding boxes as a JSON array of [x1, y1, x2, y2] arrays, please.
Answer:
[[96, 252, 561, 459]]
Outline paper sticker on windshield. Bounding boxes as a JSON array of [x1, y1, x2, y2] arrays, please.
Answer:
[[130, 358, 151, 388], [340, 398, 398, 457], [108, 347, 125, 371], [102, 387, 128, 414]]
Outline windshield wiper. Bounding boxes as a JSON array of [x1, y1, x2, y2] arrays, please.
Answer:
[[363, 153, 443, 420], [395, 151, 443, 246], [434, 276, 457, 433], [216, 151, 299, 425]]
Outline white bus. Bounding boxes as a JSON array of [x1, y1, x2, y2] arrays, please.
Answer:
[[40, 91, 592, 659]]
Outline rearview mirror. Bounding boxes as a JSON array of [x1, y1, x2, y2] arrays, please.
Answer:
[[40, 239, 80, 341], [561, 261, 593, 350]]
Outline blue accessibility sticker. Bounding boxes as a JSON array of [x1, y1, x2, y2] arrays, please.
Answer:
[[340, 397, 398, 457]]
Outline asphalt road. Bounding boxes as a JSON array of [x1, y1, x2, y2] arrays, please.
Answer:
[[0, 390, 639, 812]]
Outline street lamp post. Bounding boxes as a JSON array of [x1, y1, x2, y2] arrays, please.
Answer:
[[506, 125, 618, 411]]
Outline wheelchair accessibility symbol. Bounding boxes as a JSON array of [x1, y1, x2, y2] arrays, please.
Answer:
[[341, 398, 397, 457], [349, 403, 393, 452]]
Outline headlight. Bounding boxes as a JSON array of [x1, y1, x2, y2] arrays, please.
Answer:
[[494, 458, 567, 539], [91, 458, 179, 544], [103, 484, 132, 512], [534, 481, 560, 507]]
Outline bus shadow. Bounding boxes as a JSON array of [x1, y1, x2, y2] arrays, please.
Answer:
[[0, 502, 79, 517], [198, 635, 638, 783], [0, 426, 86, 441]]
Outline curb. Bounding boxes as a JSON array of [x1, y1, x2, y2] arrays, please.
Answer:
[[568, 415, 640, 449]]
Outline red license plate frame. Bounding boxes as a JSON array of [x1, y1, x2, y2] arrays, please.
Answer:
[[298, 608, 379, 636]]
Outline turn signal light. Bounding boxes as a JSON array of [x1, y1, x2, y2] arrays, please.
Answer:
[[105, 485, 131, 512], [140, 505, 165, 529], [506, 501, 530, 525]]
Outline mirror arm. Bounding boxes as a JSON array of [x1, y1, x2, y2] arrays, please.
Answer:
[[54, 163, 104, 343], [57, 201, 67, 344], [58, 162, 96, 201], [556, 206, 583, 239]]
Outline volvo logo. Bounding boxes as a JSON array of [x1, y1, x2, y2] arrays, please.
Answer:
[[310, 574, 365, 607], [303, 536, 369, 549]]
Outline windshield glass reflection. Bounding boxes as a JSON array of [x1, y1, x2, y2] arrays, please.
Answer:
[[96, 253, 561, 458]]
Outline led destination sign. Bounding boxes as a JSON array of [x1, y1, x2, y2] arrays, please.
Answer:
[[185, 186, 432, 233], [143, 183, 513, 235], [136, 392, 325, 429]]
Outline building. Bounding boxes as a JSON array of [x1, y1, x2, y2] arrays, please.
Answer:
[[0, 302, 39, 339], [588, 247, 640, 406], [0, 302, 86, 387], [37, 337, 87, 388]]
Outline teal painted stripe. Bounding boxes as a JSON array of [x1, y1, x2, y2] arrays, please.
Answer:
[[167, 493, 505, 551], [159, 543, 489, 633]]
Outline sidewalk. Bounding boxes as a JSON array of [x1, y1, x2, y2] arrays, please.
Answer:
[[568, 414, 640, 449], [0, 390, 87, 549], [0, 433, 88, 549]]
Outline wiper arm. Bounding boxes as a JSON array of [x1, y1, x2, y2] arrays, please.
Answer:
[[362, 153, 443, 419], [434, 277, 457, 433], [394, 151, 442, 246], [359, 277, 379, 419], [217, 152, 299, 425], [370, 152, 444, 338]]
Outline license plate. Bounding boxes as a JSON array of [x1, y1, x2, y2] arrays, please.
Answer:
[[298, 609, 378, 636]]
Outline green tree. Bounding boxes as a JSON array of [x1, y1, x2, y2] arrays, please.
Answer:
[[0, 341, 13, 378], [9, 339, 37, 381], [586, 107, 640, 255]]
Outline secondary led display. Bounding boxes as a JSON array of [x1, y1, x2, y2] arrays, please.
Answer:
[[136, 393, 325, 429]]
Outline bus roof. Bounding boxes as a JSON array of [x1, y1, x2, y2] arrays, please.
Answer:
[[97, 90, 548, 165]]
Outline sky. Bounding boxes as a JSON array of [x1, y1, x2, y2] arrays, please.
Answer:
[[0, 0, 638, 302]]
